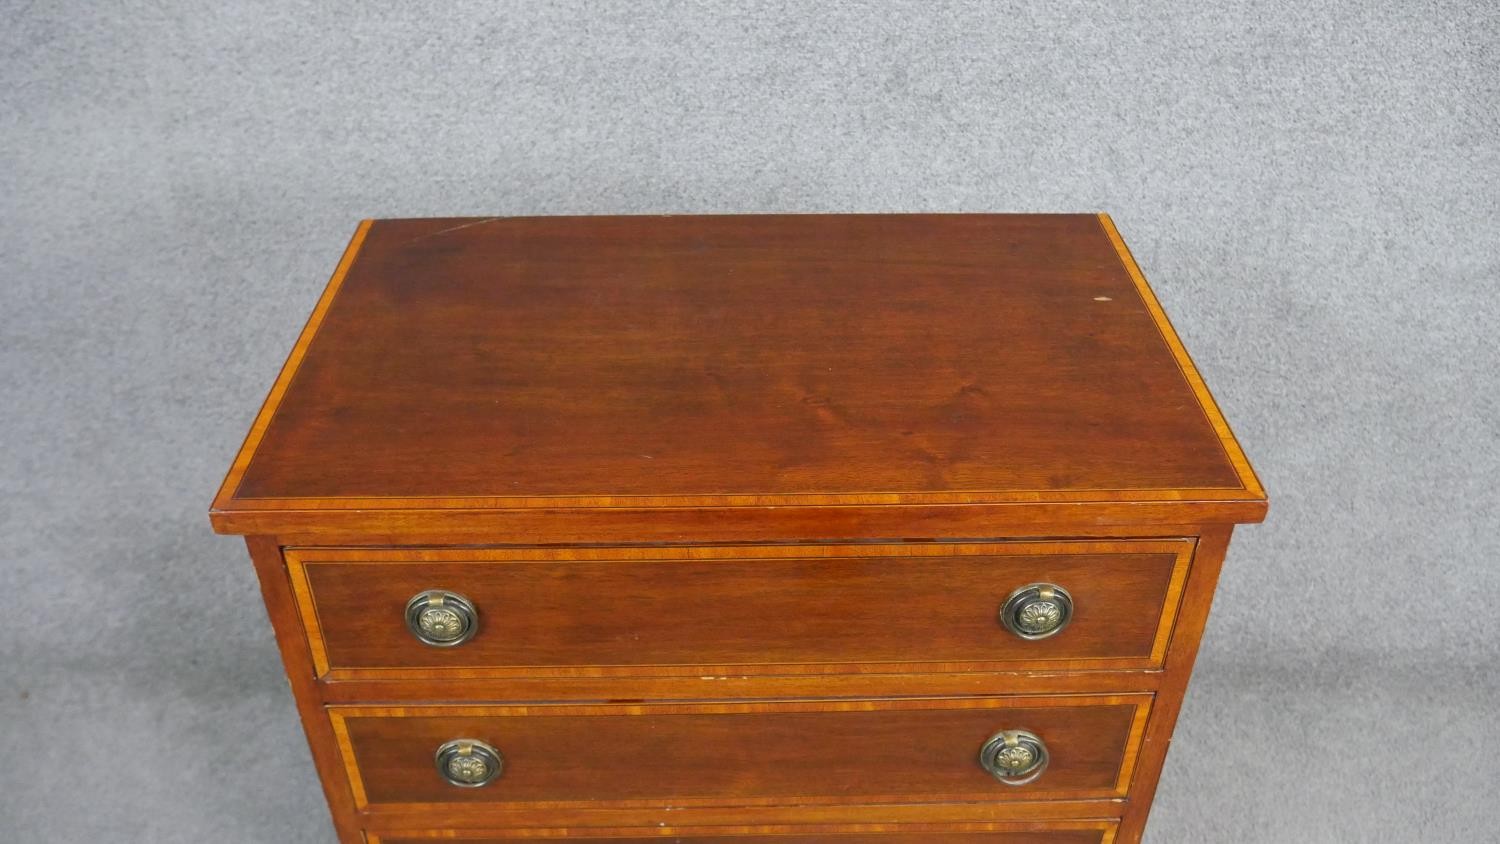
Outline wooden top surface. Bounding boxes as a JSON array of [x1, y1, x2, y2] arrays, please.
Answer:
[[211, 214, 1264, 535]]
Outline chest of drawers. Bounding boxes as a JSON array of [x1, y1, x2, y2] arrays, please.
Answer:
[[211, 214, 1265, 843]]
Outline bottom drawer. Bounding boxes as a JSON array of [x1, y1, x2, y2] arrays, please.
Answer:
[[367, 821, 1118, 842]]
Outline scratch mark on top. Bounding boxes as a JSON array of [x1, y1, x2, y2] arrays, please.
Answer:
[[406, 217, 504, 245]]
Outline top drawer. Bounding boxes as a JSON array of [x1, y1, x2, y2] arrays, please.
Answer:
[[287, 540, 1193, 680]]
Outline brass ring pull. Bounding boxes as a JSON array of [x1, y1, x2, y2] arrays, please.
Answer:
[[405, 590, 479, 647], [999, 583, 1073, 640], [979, 729, 1049, 785], [434, 739, 504, 787]]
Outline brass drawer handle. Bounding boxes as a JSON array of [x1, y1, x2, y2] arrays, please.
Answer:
[[979, 729, 1049, 785], [404, 590, 479, 647], [434, 739, 504, 787], [999, 583, 1073, 640]]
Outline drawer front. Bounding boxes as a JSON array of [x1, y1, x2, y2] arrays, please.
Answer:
[[330, 695, 1150, 812], [290, 541, 1192, 679], [368, 820, 1117, 842]]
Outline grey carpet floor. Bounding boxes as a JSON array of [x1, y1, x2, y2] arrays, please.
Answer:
[[2, 2, 1497, 841]]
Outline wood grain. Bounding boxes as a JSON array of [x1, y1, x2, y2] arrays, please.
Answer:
[[1096, 215, 1265, 505], [367, 819, 1117, 842], [329, 695, 1150, 812], [243, 536, 364, 844], [314, 668, 1166, 706], [287, 541, 1192, 680], [1112, 527, 1234, 844], [209, 215, 1267, 843], [217, 499, 1266, 542], [212, 221, 372, 523], [358, 799, 1126, 832], [210, 214, 1265, 536]]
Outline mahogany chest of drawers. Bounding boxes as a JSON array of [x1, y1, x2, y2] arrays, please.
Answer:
[[211, 214, 1266, 843]]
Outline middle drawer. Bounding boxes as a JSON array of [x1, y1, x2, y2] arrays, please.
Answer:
[[329, 694, 1151, 814], [288, 540, 1192, 680]]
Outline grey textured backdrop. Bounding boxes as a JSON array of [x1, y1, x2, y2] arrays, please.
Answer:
[[2, 2, 1496, 841]]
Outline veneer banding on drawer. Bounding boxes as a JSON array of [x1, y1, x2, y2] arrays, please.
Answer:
[[328, 694, 1151, 814], [287, 540, 1193, 680]]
